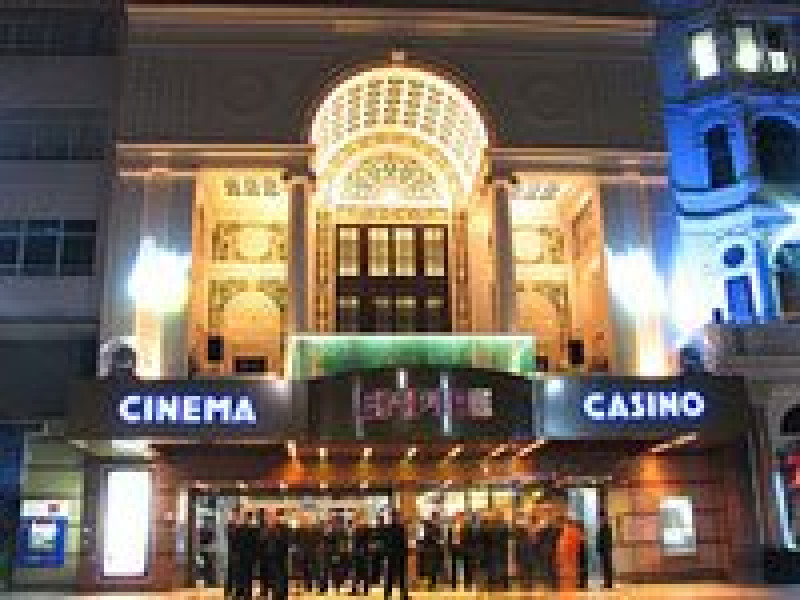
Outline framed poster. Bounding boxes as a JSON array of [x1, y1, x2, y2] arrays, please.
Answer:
[[15, 517, 67, 568], [660, 496, 697, 555], [16, 500, 69, 568]]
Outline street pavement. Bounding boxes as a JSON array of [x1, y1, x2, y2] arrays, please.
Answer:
[[4, 586, 800, 599]]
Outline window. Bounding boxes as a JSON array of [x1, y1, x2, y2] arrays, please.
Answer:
[[395, 227, 416, 276], [0, 119, 106, 160], [0, 14, 117, 56], [61, 220, 96, 275], [0, 220, 21, 275], [776, 243, 800, 316], [368, 228, 390, 276], [754, 117, 800, 184], [735, 25, 761, 72], [0, 219, 95, 276], [765, 25, 791, 73], [735, 23, 793, 74], [338, 227, 360, 276], [705, 125, 736, 189], [337, 296, 360, 332], [223, 178, 240, 197], [726, 276, 754, 323], [689, 29, 719, 79], [234, 357, 266, 374], [423, 227, 446, 277], [336, 225, 450, 332], [22, 220, 59, 276], [425, 296, 446, 332], [374, 296, 392, 332], [396, 296, 416, 332]]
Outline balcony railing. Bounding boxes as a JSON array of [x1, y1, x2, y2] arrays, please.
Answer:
[[705, 322, 800, 376]]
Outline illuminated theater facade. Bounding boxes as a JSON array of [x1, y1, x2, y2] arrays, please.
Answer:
[[3, 0, 800, 592]]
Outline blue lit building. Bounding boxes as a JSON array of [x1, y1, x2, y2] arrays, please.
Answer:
[[652, 0, 800, 563], [0, 0, 797, 592]]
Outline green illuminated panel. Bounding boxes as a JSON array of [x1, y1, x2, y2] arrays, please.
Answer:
[[288, 334, 534, 379]]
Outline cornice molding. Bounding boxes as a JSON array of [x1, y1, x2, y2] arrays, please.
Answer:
[[126, 5, 655, 38], [490, 147, 668, 173], [116, 142, 668, 178], [117, 142, 314, 174]]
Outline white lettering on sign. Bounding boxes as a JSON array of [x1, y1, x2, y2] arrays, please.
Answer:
[[583, 390, 705, 422], [118, 395, 257, 425]]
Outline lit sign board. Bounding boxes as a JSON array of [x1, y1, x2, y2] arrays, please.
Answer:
[[360, 388, 492, 422], [582, 390, 705, 422], [118, 394, 257, 425]]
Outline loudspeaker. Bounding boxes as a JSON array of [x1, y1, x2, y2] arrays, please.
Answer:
[[207, 335, 224, 362], [535, 355, 550, 372], [567, 339, 584, 367]]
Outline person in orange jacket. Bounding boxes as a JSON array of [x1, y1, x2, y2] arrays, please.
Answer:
[[556, 516, 584, 591]]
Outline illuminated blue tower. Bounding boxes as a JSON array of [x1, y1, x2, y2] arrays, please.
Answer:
[[653, 0, 800, 340]]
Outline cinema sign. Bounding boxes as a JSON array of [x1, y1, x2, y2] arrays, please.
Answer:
[[66, 378, 298, 439], [118, 394, 257, 425]]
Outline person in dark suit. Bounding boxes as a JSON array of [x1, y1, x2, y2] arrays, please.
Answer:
[[320, 514, 344, 593], [225, 508, 242, 599], [296, 512, 320, 593], [464, 512, 482, 589], [351, 511, 371, 595], [578, 521, 589, 590], [537, 517, 561, 591], [486, 511, 510, 590], [384, 509, 409, 600], [235, 511, 258, 600], [370, 514, 388, 586], [597, 513, 614, 589], [448, 512, 472, 590], [256, 509, 269, 598], [260, 510, 290, 600], [197, 516, 216, 587], [419, 512, 444, 590]]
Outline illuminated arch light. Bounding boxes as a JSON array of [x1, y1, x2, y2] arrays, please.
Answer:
[[333, 149, 450, 208], [128, 237, 191, 314], [311, 67, 489, 194]]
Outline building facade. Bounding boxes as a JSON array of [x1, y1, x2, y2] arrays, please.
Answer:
[[0, 0, 796, 592]]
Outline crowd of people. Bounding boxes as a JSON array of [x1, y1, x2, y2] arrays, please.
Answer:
[[210, 506, 614, 599]]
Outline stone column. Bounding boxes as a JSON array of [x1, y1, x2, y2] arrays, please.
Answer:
[[99, 169, 194, 379], [754, 233, 778, 320], [467, 182, 493, 333], [601, 176, 670, 376], [288, 175, 314, 334], [100, 174, 147, 372], [155, 175, 194, 379], [491, 178, 514, 333]]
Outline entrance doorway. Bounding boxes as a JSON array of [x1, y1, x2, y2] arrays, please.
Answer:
[[188, 481, 606, 591], [190, 488, 392, 589]]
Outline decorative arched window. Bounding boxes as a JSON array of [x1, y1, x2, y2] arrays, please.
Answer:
[[705, 125, 735, 189], [754, 117, 800, 183]]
